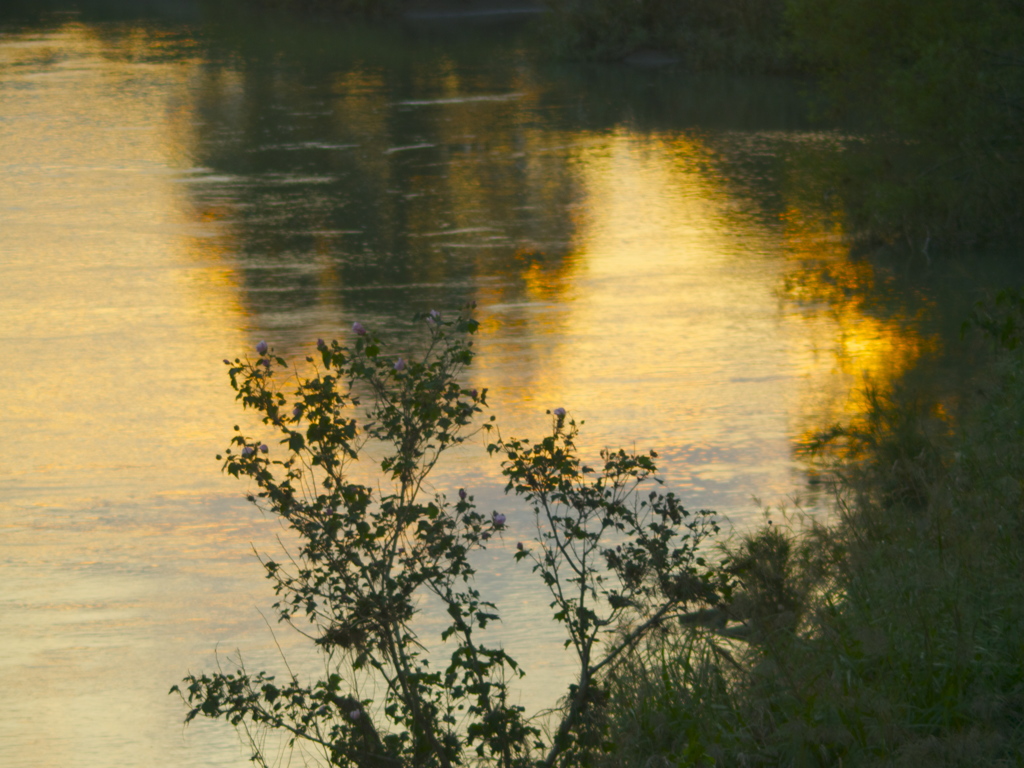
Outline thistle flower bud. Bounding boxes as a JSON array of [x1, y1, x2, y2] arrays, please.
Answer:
[[352, 322, 367, 336], [256, 340, 268, 355]]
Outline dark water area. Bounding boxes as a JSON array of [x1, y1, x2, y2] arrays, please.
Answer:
[[2, 2, 1021, 766]]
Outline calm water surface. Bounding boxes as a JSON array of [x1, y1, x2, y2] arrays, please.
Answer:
[[0, 5, 930, 767]]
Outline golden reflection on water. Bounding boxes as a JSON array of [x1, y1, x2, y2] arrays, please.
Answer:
[[0, 26, 275, 768], [0, 17, 937, 768], [0, 24, 251, 506], [779, 202, 937, 452]]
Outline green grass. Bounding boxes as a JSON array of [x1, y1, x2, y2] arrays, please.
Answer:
[[596, 311, 1024, 766]]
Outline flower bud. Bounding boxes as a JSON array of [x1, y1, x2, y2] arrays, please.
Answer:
[[459, 488, 467, 501], [349, 709, 361, 721], [259, 444, 269, 454], [492, 512, 506, 528], [553, 407, 566, 418], [256, 340, 268, 355], [352, 322, 367, 336], [394, 358, 406, 372], [241, 446, 254, 457], [316, 338, 327, 351], [292, 405, 303, 419]]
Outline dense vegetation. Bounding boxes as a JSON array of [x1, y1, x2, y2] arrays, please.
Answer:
[[786, 0, 1024, 252], [540, 0, 791, 73], [591, 296, 1024, 766]]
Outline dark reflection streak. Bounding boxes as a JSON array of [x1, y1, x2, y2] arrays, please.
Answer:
[[14, 6, 840, 369], [179, 25, 584, 339]]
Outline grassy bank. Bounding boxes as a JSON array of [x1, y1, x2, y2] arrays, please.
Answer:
[[539, 0, 792, 73], [594, 300, 1024, 766], [789, 0, 1024, 253]]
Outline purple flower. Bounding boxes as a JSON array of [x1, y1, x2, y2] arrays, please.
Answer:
[[241, 446, 255, 457], [223, 359, 230, 365], [469, 389, 478, 399], [349, 709, 361, 721], [427, 309, 441, 325], [394, 358, 406, 372], [492, 512, 506, 528], [292, 405, 303, 419], [259, 444, 269, 454], [516, 542, 524, 551], [481, 531, 491, 541], [317, 338, 327, 351], [459, 488, 467, 501], [553, 407, 566, 419], [352, 322, 367, 336], [256, 340, 268, 355], [260, 358, 271, 369]]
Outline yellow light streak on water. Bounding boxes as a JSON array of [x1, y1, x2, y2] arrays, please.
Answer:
[[779, 202, 937, 451], [0, 23, 294, 768]]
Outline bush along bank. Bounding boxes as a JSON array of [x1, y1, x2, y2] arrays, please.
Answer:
[[173, 309, 731, 768], [787, 0, 1024, 253], [592, 293, 1024, 767], [539, 0, 794, 73]]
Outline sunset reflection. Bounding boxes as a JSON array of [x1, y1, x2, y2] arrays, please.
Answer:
[[779, 201, 936, 452], [0, 12, 939, 768]]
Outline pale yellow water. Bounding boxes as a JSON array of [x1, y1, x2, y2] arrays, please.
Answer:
[[0, 12, 926, 767]]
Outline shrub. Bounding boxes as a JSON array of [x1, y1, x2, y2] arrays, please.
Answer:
[[172, 308, 724, 768]]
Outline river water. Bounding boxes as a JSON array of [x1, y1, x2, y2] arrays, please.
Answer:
[[0, 3, 954, 766]]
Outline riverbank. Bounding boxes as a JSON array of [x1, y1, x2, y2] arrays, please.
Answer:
[[539, 0, 792, 73], [542, 0, 1024, 254], [599, 298, 1024, 766]]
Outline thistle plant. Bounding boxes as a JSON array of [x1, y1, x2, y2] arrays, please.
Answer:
[[173, 308, 724, 768], [491, 416, 722, 766]]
